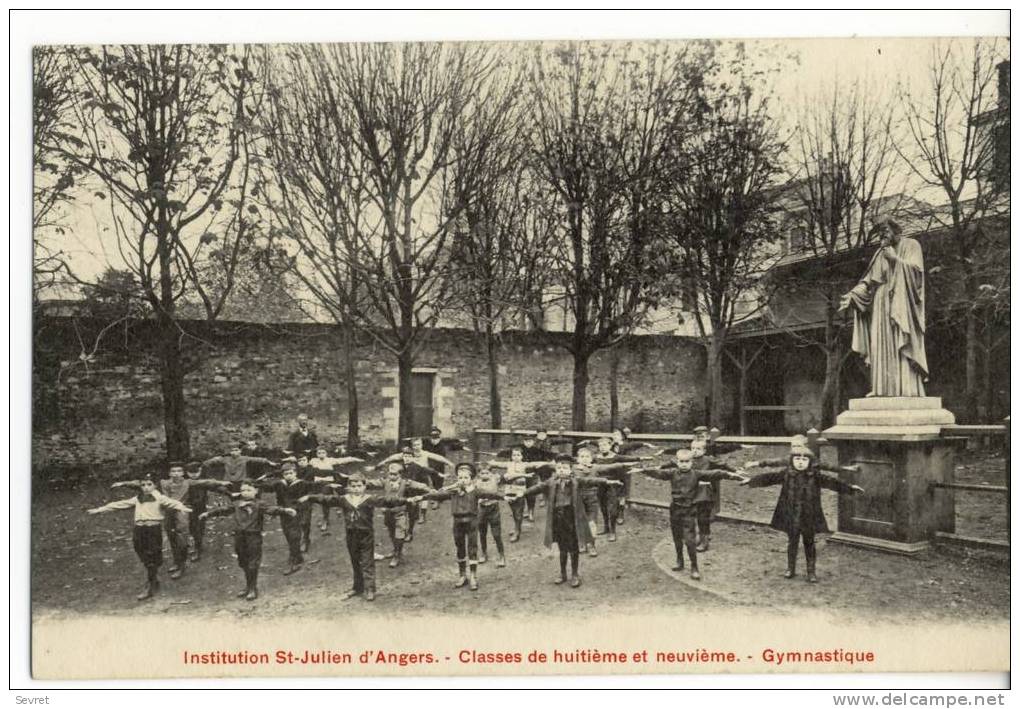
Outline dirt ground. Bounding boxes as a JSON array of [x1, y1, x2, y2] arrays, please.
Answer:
[[31, 445, 1009, 622]]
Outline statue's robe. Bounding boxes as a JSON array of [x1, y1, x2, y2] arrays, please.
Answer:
[[847, 238, 928, 397]]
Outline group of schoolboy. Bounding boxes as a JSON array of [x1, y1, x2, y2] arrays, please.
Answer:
[[88, 416, 863, 603]]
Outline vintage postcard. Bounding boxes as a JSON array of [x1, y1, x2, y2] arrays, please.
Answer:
[[27, 23, 1009, 682]]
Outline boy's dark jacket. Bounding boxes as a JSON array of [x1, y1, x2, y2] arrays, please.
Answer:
[[520, 475, 610, 549], [747, 465, 856, 534]]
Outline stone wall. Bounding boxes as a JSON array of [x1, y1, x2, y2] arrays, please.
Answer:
[[32, 317, 709, 471]]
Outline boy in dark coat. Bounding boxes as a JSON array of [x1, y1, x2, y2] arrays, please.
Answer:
[[88, 475, 192, 600], [515, 455, 624, 588], [632, 449, 747, 580], [742, 445, 863, 583], [411, 463, 506, 591], [299, 473, 405, 601]]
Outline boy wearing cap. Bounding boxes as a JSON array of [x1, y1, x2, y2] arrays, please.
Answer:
[[632, 450, 747, 580], [743, 434, 857, 475], [410, 463, 506, 591], [299, 473, 406, 601], [202, 444, 277, 492], [742, 445, 863, 583], [200, 480, 296, 601], [513, 455, 624, 588], [88, 476, 192, 600], [111, 461, 228, 577]]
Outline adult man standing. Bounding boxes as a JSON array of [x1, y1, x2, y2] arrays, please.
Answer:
[[287, 414, 319, 458]]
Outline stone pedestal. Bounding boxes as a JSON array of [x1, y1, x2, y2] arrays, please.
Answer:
[[822, 397, 956, 554]]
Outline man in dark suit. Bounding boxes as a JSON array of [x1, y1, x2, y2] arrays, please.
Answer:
[[287, 414, 319, 459]]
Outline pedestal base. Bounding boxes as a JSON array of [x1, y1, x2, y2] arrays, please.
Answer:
[[823, 397, 956, 552], [827, 531, 930, 555]]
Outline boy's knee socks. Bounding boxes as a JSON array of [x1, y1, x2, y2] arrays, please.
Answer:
[[685, 542, 698, 569]]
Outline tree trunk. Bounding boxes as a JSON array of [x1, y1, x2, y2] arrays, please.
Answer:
[[706, 332, 726, 428], [396, 349, 415, 444], [609, 346, 621, 429], [982, 319, 995, 422], [817, 298, 844, 429], [737, 352, 747, 435], [964, 308, 979, 423], [571, 352, 590, 431], [486, 326, 502, 429], [157, 317, 190, 460], [343, 323, 359, 448], [820, 345, 844, 429]]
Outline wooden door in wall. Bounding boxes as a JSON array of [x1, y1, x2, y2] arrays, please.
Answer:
[[410, 372, 435, 437]]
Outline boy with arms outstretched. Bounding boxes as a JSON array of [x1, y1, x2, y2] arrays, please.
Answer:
[[370, 461, 434, 568], [110, 461, 227, 577], [741, 444, 863, 583], [202, 444, 277, 492], [299, 473, 406, 601], [592, 436, 657, 541], [573, 446, 635, 556], [308, 446, 365, 534], [253, 459, 318, 575], [410, 463, 506, 591], [200, 480, 296, 600], [474, 464, 518, 567], [88, 475, 192, 600], [513, 455, 624, 588], [487, 446, 551, 542], [632, 449, 747, 580]]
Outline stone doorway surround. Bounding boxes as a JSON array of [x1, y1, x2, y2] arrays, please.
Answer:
[[377, 365, 457, 443]]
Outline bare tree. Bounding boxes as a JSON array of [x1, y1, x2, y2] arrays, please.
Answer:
[[778, 79, 904, 426], [898, 39, 1009, 422], [33, 46, 80, 303], [264, 43, 508, 442], [445, 78, 557, 427], [527, 41, 700, 429], [53, 45, 262, 458], [662, 49, 787, 427]]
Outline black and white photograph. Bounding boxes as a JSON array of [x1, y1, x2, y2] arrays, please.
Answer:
[[14, 9, 1011, 691]]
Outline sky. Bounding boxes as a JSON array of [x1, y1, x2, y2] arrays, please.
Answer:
[[35, 34, 1010, 294]]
